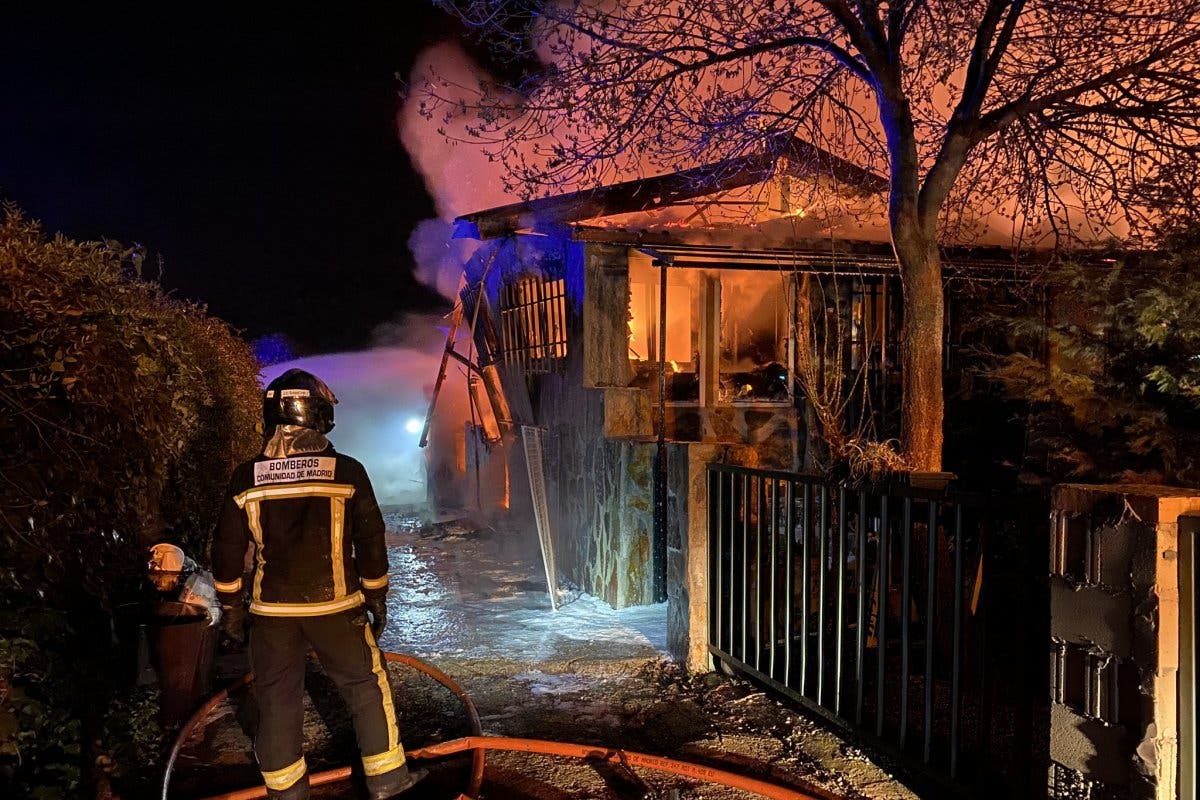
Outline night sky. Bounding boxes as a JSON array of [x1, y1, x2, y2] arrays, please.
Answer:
[[0, 3, 465, 352]]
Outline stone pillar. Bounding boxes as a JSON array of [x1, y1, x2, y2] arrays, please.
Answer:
[[667, 443, 720, 672], [1048, 484, 1200, 799]]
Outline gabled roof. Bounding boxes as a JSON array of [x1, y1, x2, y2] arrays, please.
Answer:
[[453, 134, 888, 240]]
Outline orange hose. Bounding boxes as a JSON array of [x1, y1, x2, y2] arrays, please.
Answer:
[[380, 652, 485, 796], [201, 734, 833, 800], [410, 737, 827, 800]]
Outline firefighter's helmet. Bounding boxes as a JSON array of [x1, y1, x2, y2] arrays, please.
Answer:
[[148, 543, 187, 592], [263, 369, 338, 434]]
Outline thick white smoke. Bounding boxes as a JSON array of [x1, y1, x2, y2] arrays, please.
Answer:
[[260, 324, 470, 508], [399, 42, 517, 220]]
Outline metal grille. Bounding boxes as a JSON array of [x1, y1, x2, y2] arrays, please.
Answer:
[[498, 277, 568, 375], [707, 465, 1047, 797]]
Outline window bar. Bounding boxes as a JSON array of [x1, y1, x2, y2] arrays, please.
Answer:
[[709, 469, 722, 651], [557, 279, 568, 358], [540, 279, 551, 370], [835, 486, 847, 717], [532, 280, 545, 372], [537, 278, 549, 371], [522, 280, 534, 372], [784, 480, 796, 688], [726, 471, 737, 654], [879, 280, 888, 414], [900, 496, 913, 747], [800, 482, 811, 697], [923, 500, 939, 765], [769, 478, 779, 681], [741, 472, 750, 664], [503, 283, 513, 364], [499, 286, 512, 367], [876, 495, 890, 738], [549, 279, 557, 363], [519, 282, 534, 371], [511, 282, 525, 370], [510, 286, 522, 370], [755, 475, 765, 674], [537, 278, 550, 371], [855, 489, 868, 726], [548, 279, 559, 360], [950, 503, 964, 778], [818, 483, 829, 707]]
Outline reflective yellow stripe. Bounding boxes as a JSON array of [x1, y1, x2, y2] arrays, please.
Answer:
[[331, 496, 346, 597], [261, 756, 306, 790], [246, 501, 265, 604], [360, 574, 389, 590], [361, 744, 406, 776], [363, 624, 399, 756], [250, 592, 364, 617], [234, 482, 355, 508], [213, 577, 242, 593]]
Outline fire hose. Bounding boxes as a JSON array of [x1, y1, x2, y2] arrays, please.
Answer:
[[162, 651, 834, 800]]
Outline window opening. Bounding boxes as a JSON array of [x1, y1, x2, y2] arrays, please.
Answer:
[[718, 270, 792, 403], [628, 260, 702, 401], [498, 277, 568, 375]]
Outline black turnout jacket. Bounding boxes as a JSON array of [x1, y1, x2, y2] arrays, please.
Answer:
[[211, 446, 390, 616]]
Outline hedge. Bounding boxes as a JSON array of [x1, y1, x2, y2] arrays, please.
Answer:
[[0, 204, 261, 796]]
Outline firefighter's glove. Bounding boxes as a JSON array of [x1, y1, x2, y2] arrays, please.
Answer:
[[220, 601, 247, 646], [365, 596, 387, 640]]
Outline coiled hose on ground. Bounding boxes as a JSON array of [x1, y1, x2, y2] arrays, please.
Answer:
[[161, 650, 834, 800]]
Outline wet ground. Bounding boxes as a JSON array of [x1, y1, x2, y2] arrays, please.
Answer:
[[165, 515, 917, 800]]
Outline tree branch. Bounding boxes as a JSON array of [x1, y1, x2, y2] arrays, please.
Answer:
[[659, 34, 874, 85], [977, 31, 1200, 138]]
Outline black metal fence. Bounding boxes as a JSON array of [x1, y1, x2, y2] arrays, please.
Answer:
[[707, 464, 1048, 798]]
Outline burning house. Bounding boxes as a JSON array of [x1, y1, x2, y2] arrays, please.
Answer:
[[421, 136, 1047, 669]]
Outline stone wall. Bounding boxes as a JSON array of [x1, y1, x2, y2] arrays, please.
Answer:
[[1048, 484, 1200, 799], [533, 242, 656, 608], [539, 362, 656, 608]]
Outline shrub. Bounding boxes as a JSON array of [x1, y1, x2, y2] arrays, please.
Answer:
[[0, 204, 261, 795], [984, 229, 1200, 486]]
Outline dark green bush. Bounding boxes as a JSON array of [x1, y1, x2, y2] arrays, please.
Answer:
[[0, 204, 261, 795], [985, 229, 1200, 486]]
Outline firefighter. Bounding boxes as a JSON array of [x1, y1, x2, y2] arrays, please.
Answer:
[[212, 369, 423, 799]]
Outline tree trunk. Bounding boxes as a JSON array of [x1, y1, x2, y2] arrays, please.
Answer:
[[893, 226, 944, 472]]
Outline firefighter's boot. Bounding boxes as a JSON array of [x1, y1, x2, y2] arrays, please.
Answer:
[[266, 772, 310, 800], [365, 765, 427, 799]]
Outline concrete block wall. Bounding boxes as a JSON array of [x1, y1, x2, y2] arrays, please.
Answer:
[[1048, 484, 1200, 799]]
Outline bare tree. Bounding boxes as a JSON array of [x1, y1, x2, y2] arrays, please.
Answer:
[[421, 0, 1200, 471]]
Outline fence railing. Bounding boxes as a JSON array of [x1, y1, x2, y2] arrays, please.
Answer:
[[707, 464, 1048, 798]]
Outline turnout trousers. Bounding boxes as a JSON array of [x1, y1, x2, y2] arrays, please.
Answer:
[[249, 608, 409, 799]]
